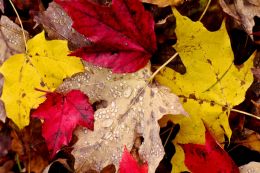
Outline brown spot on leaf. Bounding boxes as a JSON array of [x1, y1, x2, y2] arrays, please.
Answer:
[[240, 80, 245, 86], [21, 93, 26, 98], [40, 81, 45, 87], [207, 59, 212, 65], [189, 93, 196, 100], [210, 101, 215, 106]]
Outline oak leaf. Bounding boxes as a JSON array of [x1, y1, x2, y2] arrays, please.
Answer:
[[0, 31, 84, 129], [55, 0, 156, 73], [156, 9, 254, 172], [181, 129, 239, 173], [58, 63, 187, 173], [32, 90, 94, 157], [119, 147, 148, 173]]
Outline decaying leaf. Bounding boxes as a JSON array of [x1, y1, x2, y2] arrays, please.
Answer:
[[10, 119, 49, 173], [219, 0, 260, 39], [0, 31, 84, 129], [0, 16, 29, 122], [239, 161, 260, 173], [0, 0, 4, 13], [58, 63, 187, 173], [55, 0, 157, 73], [32, 90, 94, 157], [237, 130, 260, 153], [34, 2, 89, 49], [156, 9, 254, 172], [181, 129, 239, 173]]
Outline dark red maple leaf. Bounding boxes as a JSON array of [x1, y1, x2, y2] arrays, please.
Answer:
[[55, 0, 156, 73], [119, 147, 148, 173], [180, 129, 239, 173], [32, 90, 94, 158]]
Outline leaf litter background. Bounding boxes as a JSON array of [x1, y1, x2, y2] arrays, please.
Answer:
[[0, 0, 259, 173]]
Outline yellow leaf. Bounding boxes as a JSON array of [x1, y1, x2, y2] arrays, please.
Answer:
[[0, 31, 84, 129], [156, 9, 254, 173]]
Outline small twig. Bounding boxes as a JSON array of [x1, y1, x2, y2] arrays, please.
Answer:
[[198, 0, 212, 21], [149, 52, 179, 82], [8, 0, 28, 53], [163, 126, 174, 148], [231, 108, 260, 120]]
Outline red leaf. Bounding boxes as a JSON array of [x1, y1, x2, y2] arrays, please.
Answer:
[[119, 147, 148, 173], [55, 0, 156, 73], [181, 129, 239, 173], [32, 90, 94, 158]]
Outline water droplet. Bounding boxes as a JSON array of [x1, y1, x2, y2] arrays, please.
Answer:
[[123, 87, 132, 98]]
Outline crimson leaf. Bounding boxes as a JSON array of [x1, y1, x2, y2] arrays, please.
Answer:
[[55, 0, 157, 73], [32, 90, 94, 158]]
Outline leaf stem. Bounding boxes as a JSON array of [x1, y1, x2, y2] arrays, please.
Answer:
[[15, 154, 22, 172], [231, 108, 260, 120], [8, 0, 28, 53], [149, 52, 179, 81], [198, 0, 211, 21]]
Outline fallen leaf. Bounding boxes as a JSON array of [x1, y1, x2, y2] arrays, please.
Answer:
[[58, 63, 187, 173], [0, 31, 84, 129], [10, 119, 49, 173], [119, 147, 148, 173], [239, 161, 260, 173], [34, 2, 89, 50], [55, 0, 157, 73], [142, 0, 184, 7], [32, 90, 94, 157], [219, 0, 260, 39], [0, 0, 4, 13], [237, 130, 260, 153], [0, 15, 29, 122], [0, 160, 14, 173], [156, 9, 254, 172], [181, 129, 239, 173]]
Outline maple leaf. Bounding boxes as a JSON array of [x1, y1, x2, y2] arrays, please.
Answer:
[[34, 2, 89, 49], [0, 15, 29, 122], [58, 63, 187, 172], [119, 147, 148, 173], [0, 31, 84, 129], [156, 9, 254, 172], [32, 90, 94, 158], [180, 129, 239, 173], [55, 0, 156, 73], [220, 0, 260, 39]]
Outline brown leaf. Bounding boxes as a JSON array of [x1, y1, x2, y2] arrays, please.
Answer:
[[0, 160, 14, 173], [0, 0, 4, 13], [220, 0, 260, 40], [34, 2, 89, 50], [58, 63, 187, 173], [10, 119, 49, 173]]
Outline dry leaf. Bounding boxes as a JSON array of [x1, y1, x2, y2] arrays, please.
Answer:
[[0, 15, 29, 122], [0, 0, 4, 13], [219, 0, 260, 39], [59, 63, 187, 173], [34, 2, 89, 49], [239, 162, 260, 173]]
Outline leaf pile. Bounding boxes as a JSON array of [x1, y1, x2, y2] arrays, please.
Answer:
[[0, 0, 259, 172]]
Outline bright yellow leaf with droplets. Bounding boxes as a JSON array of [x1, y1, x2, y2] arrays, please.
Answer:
[[156, 9, 254, 173], [0, 31, 84, 129]]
